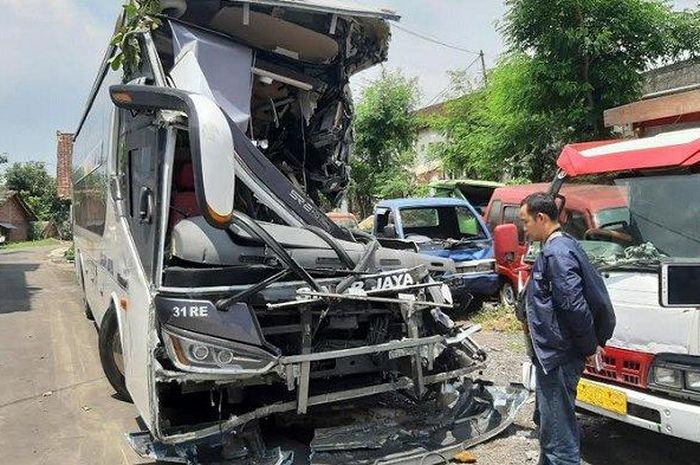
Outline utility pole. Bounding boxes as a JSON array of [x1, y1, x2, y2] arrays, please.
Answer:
[[479, 50, 488, 85]]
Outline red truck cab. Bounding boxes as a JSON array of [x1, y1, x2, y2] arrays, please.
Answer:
[[484, 183, 628, 305]]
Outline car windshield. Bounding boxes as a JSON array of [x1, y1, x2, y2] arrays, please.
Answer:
[[400, 206, 487, 243], [561, 173, 700, 270]]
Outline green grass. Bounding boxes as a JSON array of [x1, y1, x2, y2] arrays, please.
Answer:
[[471, 304, 522, 333], [0, 238, 64, 251]]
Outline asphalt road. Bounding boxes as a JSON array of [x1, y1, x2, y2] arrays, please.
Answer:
[[2, 246, 700, 465], [0, 246, 148, 465]]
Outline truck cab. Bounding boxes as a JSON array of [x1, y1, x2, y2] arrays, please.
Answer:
[[373, 198, 499, 309], [485, 183, 629, 306], [495, 127, 700, 443]]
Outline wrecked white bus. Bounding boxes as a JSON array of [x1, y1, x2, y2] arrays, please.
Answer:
[[71, 1, 526, 463]]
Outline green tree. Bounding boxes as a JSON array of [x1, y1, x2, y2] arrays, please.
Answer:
[[432, 0, 700, 182], [430, 55, 565, 181], [502, 0, 694, 136], [3, 162, 69, 222], [349, 69, 422, 217]]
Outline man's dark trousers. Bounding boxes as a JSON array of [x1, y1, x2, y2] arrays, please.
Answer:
[[535, 357, 585, 465]]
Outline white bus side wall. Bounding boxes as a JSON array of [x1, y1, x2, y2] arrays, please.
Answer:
[[72, 64, 156, 429]]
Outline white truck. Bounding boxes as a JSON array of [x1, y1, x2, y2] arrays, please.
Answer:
[[496, 128, 700, 443]]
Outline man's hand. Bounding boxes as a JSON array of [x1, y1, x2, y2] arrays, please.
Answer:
[[586, 346, 605, 372]]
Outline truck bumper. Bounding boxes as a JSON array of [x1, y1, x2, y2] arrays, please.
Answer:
[[576, 377, 700, 443], [447, 272, 500, 300]]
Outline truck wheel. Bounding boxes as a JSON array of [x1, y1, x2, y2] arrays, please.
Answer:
[[98, 308, 132, 402], [499, 282, 516, 307]]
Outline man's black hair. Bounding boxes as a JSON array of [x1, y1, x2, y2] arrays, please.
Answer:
[[521, 192, 559, 221]]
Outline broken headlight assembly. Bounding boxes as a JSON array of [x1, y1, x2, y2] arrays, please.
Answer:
[[162, 326, 278, 375]]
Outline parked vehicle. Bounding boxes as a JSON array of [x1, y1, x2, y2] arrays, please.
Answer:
[[72, 2, 525, 463], [373, 198, 499, 310], [494, 128, 700, 443], [429, 179, 504, 215], [358, 214, 374, 233], [326, 211, 359, 231], [484, 183, 629, 305]]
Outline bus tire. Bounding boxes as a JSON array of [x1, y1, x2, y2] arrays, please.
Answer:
[[98, 308, 132, 402]]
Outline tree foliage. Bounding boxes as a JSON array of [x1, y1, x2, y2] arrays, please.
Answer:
[[349, 69, 422, 217], [109, 0, 161, 77], [431, 0, 700, 182], [3, 162, 70, 222]]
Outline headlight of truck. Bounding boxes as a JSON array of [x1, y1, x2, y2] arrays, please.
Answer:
[[455, 259, 496, 274], [162, 326, 277, 375], [652, 366, 683, 389], [685, 371, 700, 392]]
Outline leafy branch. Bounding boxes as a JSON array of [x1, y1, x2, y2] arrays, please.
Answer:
[[109, 0, 162, 77]]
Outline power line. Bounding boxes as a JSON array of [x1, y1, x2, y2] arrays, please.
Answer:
[[390, 22, 482, 56], [425, 55, 482, 106]]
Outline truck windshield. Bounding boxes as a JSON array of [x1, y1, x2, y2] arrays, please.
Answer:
[[400, 206, 487, 242], [563, 173, 700, 269]]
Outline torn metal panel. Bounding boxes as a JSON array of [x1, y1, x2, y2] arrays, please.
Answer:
[[308, 383, 529, 465], [171, 22, 255, 130], [128, 429, 295, 465]]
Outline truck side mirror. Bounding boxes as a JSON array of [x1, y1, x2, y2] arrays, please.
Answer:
[[494, 224, 519, 264], [109, 84, 235, 229], [659, 261, 700, 308]]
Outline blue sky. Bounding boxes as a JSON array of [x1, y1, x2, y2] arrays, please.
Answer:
[[0, 0, 697, 174]]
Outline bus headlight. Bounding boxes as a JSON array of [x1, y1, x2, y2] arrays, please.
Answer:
[[652, 366, 683, 389], [162, 326, 277, 375], [686, 371, 700, 392]]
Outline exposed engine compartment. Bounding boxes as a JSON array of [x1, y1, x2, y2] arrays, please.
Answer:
[[154, 0, 391, 207]]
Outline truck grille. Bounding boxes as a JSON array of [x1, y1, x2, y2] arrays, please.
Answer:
[[584, 347, 654, 389]]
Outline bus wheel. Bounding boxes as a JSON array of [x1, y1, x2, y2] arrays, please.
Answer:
[[499, 282, 516, 307], [98, 308, 132, 402]]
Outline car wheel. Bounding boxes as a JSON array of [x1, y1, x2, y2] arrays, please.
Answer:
[[499, 282, 516, 307], [98, 308, 132, 402]]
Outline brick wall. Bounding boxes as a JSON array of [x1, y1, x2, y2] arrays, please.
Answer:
[[56, 131, 74, 200], [0, 197, 29, 242]]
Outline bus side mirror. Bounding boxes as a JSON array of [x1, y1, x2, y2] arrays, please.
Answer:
[[659, 261, 700, 308], [494, 224, 519, 264], [109, 84, 235, 229]]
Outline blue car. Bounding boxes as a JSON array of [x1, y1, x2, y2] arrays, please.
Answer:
[[373, 198, 499, 310]]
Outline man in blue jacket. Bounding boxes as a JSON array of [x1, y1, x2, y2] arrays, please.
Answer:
[[519, 193, 615, 465]]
